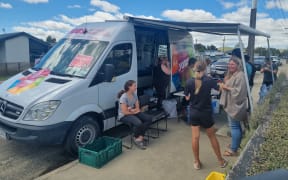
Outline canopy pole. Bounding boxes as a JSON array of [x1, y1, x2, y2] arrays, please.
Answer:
[[267, 38, 274, 83], [237, 29, 253, 113]]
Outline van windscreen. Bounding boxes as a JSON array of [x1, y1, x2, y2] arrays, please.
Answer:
[[34, 39, 108, 78]]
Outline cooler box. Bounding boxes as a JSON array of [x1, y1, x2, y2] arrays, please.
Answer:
[[212, 98, 220, 114], [162, 99, 177, 118]]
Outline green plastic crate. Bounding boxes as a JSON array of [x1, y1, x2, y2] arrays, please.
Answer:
[[78, 136, 122, 168]]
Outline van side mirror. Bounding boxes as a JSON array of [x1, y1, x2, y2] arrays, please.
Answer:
[[103, 64, 115, 82]]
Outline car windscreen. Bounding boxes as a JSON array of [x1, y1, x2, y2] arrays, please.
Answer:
[[34, 39, 108, 78], [216, 58, 230, 63], [254, 58, 265, 64]]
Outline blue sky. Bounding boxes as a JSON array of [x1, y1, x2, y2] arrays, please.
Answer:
[[1, 0, 288, 48]]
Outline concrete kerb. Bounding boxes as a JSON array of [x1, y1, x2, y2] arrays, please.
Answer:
[[36, 160, 78, 180]]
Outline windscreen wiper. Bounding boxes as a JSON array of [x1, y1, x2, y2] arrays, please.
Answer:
[[31, 67, 42, 71], [50, 71, 82, 78]]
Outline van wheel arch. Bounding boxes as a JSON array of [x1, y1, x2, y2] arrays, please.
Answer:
[[64, 113, 103, 156]]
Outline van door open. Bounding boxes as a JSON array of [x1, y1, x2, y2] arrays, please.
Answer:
[[135, 27, 169, 94]]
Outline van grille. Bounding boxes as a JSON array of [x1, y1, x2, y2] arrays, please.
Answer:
[[0, 98, 23, 120]]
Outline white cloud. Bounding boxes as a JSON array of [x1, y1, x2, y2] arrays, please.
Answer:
[[0, 2, 12, 9], [13, 26, 65, 41], [161, 7, 288, 49], [26, 20, 73, 31], [67, 4, 81, 9], [218, 0, 248, 9], [162, 9, 216, 22], [60, 11, 120, 26], [23, 0, 48, 4], [222, 7, 269, 24], [124, 13, 160, 20], [90, 0, 119, 13], [266, 0, 288, 11]]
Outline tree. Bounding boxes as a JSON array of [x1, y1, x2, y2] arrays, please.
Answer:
[[254, 47, 281, 57], [280, 49, 288, 57], [207, 45, 217, 51], [46, 35, 56, 44], [254, 47, 267, 56], [194, 43, 206, 52]]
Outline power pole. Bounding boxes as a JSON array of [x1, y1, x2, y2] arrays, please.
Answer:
[[247, 0, 257, 62], [222, 36, 225, 53]]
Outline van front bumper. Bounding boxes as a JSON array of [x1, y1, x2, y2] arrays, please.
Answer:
[[0, 117, 72, 145]]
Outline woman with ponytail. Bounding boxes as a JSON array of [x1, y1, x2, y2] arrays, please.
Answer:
[[184, 60, 227, 170]]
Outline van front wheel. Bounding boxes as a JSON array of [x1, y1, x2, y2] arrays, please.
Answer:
[[65, 116, 101, 156]]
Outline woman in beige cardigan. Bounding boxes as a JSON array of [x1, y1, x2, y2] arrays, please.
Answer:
[[220, 57, 248, 156]]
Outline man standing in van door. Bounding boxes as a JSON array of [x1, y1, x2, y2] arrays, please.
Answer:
[[153, 56, 171, 110]]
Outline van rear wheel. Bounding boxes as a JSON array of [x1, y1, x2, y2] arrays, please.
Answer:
[[65, 115, 101, 156]]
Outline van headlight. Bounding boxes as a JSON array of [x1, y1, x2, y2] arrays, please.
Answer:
[[23, 101, 61, 121]]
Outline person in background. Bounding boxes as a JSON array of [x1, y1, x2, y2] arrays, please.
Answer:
[[184, 60, 227, 170], [219, 56, 248, 156], [118, 80, 152, 150], [182, 57, 197, 86], [182, 57, 197, 123], [257, 57, 278, 104], [231, 48, 252, 83], [245, 55, 256, 91], [153, 56, 171, 110], [205, 57, 212, 77]]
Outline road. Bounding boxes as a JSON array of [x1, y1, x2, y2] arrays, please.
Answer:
[[0, 139, 73, 180]]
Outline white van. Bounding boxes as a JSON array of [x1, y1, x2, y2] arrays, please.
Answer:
[[0, 17, 195, 154]]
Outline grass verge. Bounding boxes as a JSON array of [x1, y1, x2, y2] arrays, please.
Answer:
[[247, 86, 288, 175], [237, 72, 288, 175]]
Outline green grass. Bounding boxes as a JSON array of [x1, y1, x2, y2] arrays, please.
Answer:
[[247, 89, 288, 175], [235, 72, 288, 176], [0, 76, 10, 81]]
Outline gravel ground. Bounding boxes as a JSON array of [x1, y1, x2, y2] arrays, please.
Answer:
[[0, 140, 73, 180]]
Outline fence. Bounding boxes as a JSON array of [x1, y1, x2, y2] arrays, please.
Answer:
[[0, 62, 31, 76]]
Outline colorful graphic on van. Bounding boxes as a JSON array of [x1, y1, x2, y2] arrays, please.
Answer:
[[171, 42, 194, 91], [69, 54, 93, 68], [7, 69, 50, 95]]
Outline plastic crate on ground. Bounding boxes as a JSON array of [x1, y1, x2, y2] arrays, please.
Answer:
[[206, 171, 226, 180], [79, 136, 122, 168]]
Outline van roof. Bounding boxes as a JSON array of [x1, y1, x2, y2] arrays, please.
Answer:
[[65, 21, 134, 42]]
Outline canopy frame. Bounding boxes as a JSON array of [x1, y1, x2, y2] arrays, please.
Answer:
[[125, 16, 272, 113]]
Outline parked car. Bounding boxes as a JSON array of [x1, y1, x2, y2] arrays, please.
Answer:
[[210, 56, 230, 78], [271, 56, 282, 66], [254, 56, 265, 71]]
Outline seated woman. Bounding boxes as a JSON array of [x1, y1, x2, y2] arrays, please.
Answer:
[[118, 80, 152, 150]]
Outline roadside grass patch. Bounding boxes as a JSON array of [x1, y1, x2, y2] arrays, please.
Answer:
[[247, 88, 288, 175]]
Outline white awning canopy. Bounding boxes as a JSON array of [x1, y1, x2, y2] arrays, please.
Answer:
[[125, 16, 270, 38]]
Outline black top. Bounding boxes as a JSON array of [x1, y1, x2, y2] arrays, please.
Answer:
[[153, 65, 170, 88], [248, 61, 256, 86], [184, 76, 219, 111], [262, 63, 278, 85]]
